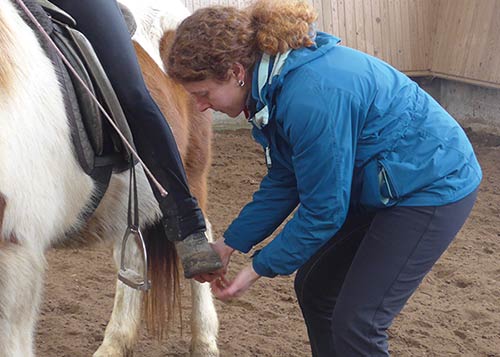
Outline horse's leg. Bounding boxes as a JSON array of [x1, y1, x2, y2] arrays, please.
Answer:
[[189, 220, 220, 357], [0, 241, 45, 357], [93, 239, 143, 357], [92, 173, 152, 357], [182, 116, 219, 357]]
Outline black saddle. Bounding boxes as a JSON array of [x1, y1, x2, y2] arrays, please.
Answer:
[[14, 0, 139, 216]]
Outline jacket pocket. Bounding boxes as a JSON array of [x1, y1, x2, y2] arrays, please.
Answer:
[[359, 159, 398, 208]]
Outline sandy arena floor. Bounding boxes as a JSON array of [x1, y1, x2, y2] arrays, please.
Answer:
[[36, 128, 499, 356]]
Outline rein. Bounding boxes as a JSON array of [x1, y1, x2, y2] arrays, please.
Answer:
[[13, 0, 168, 197]]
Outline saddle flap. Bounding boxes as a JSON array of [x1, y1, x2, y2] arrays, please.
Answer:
[[51, 23, 104, 158], [65, 25, 137, 165], [21, 0, 137, 177]]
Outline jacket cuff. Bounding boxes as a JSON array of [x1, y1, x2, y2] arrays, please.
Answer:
[[252, 252, 278, 278], [223, 228, 253, 253]]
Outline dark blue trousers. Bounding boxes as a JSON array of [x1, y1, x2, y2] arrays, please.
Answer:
[[294, 190, 478, 356], [50, 0, 205, 238]]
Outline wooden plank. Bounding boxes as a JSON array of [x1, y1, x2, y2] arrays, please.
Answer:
[[363, 0, 375, 56], [432, 0, 452, 73], [399, 0, 412, 71], [354, 0, 366, 52], [371, 0, 383, 58], [407, 0, 421, 70], [454, 0, 476, 76], [322, 0, 334, 34], [380, 0, 393, 64], [388, 0, 402, 68], [422, 0, 436, 68], [415, 0, 426, 68], [486, 0, 500, 83], [337, 0, 347, 42], [473, 0, 500, 83], [462, 1, 494, 80], [330, 0, 340, 37], [343, 0, 356, 48], [311, 0, 325, 31], [449, 1, 470, 76], [429, 0, 447, 73], [421, 0, 433, 69], [371, 0, 384, 58]]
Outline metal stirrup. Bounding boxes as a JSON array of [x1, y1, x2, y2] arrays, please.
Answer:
[[118, 161, 151, 290]]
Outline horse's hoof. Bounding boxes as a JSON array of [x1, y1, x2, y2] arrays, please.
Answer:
[[190, 340, 219, 357], [93, 344, 134, 357]]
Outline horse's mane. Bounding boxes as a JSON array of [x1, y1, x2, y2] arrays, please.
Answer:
[[120, 0, 189, 72]]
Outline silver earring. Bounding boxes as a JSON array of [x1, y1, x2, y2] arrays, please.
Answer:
[[238, 79, 245, 87]]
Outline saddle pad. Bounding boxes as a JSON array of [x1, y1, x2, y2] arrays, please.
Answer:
[[16, 0, 137, 176]]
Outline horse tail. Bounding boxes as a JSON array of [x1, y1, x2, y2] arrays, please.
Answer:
[[142, 222, 182, 339], [0, 2, 19, 92], [133, 35, 188, 340]]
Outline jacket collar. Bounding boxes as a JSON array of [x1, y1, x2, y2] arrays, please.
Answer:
[[248, 50, 291, 129], [247, 33, 342, 129]]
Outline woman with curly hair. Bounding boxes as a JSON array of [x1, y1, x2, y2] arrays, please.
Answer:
[[168, 0, 481, 355]]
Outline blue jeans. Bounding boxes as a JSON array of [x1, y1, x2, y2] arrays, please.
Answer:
[[294, 189, 478, 356]]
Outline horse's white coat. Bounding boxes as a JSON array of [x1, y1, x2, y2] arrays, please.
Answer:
[[0, 1, 93, 355], [0, 0, 219, 356], [0, 0, 94, 252], [114, 2, 220, 355]]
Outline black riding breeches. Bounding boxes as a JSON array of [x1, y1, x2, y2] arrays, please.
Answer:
[[294, 189, 478, 356], [50, 0, 205, 238]]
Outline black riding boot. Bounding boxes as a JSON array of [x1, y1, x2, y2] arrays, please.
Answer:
[[161, 195, 222, 279]]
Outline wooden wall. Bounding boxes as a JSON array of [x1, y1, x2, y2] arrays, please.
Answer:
[[180, 0, 500, 88], [311, 0, 437, 75], [311, 0, 500, 88], [430, 0, 500, 89]]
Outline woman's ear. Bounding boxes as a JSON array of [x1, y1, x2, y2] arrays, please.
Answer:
[[230, 62, 246, 82]]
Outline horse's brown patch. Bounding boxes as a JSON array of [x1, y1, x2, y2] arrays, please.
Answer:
[[132, 37, 213, 338]]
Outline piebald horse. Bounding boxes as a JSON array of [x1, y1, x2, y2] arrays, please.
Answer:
[[0, 0, 219, 356]]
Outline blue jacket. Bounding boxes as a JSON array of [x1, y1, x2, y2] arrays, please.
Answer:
[[223, 32, 482, 278]]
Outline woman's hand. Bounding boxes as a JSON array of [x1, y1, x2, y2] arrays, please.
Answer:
[[210, 264, 260, 301], [211, 237, 235, 273], [193, 238, 235, 283]]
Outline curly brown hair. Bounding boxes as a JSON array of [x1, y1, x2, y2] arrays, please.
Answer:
[[167, 0, 317, 83]]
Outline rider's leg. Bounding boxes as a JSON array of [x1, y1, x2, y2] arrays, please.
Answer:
[[50, 0, 221, 277]]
